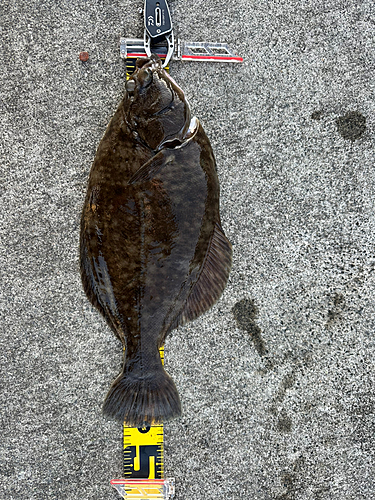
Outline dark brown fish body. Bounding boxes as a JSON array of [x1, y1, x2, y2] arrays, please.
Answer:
[[80, 55, 231, 426]]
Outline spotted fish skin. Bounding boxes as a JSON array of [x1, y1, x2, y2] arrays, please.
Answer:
[[80, 55, 232, 426]]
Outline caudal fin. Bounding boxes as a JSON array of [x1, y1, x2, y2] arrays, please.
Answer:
[[102, 364, 181, 426]]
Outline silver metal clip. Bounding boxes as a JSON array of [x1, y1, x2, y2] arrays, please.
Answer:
[[143, 0, 174, 67], [144, 31, 174, 68]]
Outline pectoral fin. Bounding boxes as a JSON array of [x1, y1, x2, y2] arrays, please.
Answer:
[[128, 150, 175, 185], [172, 222, 232, 328]]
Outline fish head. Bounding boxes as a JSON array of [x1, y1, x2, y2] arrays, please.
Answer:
[[124, 54, 193, 151]]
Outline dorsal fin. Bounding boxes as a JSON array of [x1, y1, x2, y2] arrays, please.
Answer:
[[173, 222, 232, 328]]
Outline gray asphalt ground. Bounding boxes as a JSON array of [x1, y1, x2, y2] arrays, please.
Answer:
[[1, 0, 374, 499]]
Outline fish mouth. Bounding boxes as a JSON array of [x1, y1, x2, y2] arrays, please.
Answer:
[[136, 54, 162, 71], [136, 55, 185, 96], [126, 55, 163, 94]]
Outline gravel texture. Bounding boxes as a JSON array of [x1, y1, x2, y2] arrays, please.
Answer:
[[1, 0, 374, 499]]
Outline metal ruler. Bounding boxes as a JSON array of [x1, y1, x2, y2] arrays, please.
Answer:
[[121, 38, 243, 64]]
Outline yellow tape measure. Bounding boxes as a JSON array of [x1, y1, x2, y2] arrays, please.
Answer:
[[125, 58, 137, 80], [123, 423, 164, 479]]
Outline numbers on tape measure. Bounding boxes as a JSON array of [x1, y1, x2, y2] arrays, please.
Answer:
[[124, 425, 164, 479], [124, 445, 162, 478], [138, 426, 151, 434]]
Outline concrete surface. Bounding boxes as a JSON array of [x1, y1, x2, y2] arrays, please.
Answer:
[[1, 0, 374, 499]]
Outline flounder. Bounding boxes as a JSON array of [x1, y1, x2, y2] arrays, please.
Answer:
[[80, 54, 231, 426]]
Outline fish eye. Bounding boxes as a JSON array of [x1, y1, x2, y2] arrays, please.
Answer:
[[126, 79, 136, 93], [142, 68, 153, 87]]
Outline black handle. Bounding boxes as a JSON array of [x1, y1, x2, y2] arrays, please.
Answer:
[[144, 0, 173, 38]]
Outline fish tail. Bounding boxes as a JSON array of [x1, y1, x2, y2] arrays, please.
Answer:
[[102, 355, 181, 426]]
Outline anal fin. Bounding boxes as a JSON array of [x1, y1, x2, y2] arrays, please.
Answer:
[[174, 222, 232, 328]]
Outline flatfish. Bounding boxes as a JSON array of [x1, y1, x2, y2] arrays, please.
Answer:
[[80, 54, 232, 426]]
